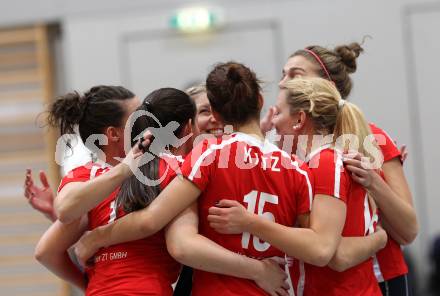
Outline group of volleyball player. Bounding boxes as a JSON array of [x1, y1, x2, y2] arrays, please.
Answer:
[[24, 41, 418, 296]]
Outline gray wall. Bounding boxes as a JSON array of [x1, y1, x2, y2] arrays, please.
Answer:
[[2, 0, 439, 292]]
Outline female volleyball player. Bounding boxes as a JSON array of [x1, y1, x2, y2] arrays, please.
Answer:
[[208, 77, 384, 295], [35, 85, 140, 291], [275, 43, 417, 295]]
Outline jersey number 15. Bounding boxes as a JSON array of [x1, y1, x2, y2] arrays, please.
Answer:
[[241, 190, 278, 252]]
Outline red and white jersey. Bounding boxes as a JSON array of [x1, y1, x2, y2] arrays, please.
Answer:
[[369, 123, 402, 164], [292, 146, 381, 296], [58, 154, 182, 296], [180, 132, 313, 296], [369, 123, 408, 281]]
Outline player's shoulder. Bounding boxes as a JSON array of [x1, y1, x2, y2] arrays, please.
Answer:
[[306, 146, 345, 177], [291, 155, 311, 174], [64, 162, 93, 177], [319, 148, 340, 161], [188, 135, 230, 159], [308, 146, 340, 164], [65, 161, 110, 179], [59, 162, 100, 192], [369, 122, 387, 136]]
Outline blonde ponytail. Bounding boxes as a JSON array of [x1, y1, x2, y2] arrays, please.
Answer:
[[334, 101, 380, 162]]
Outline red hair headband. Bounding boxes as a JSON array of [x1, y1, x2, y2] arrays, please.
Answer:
[[304, 48, 332, 82]]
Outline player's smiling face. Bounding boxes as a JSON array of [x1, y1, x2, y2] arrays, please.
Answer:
[[193, 92, 224, 137]]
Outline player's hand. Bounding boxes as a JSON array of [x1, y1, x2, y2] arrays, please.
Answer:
[[24, 169, 56, 221], [260, 106, 276, 134], [343, 151, 379, 189], [400, 144, 408, 163], [374, 224, 388, 250], [119, 131, 153, 177], [74, 230, 99, 268], [254, 258, 289, 296], [207, 200, 253, 234]]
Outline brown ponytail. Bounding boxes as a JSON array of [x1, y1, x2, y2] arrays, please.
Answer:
[[46, 85, 135, 153], [206, 61, 262, 125], [47, 91, 87, 136]]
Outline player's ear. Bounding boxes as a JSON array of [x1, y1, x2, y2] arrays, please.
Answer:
[[292, 110, 307, 132], [106, 126, 120, 143], [257, 93, 264, 111]]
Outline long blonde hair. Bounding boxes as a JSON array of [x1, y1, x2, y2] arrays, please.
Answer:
[[281, 77, 381, 163]]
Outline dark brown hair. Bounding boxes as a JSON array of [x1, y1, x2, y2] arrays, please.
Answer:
[[47, 85, 135, 152], [206, 61, 262, 125], [117, 88, 196, 213], [291, 42, 363, 99]]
